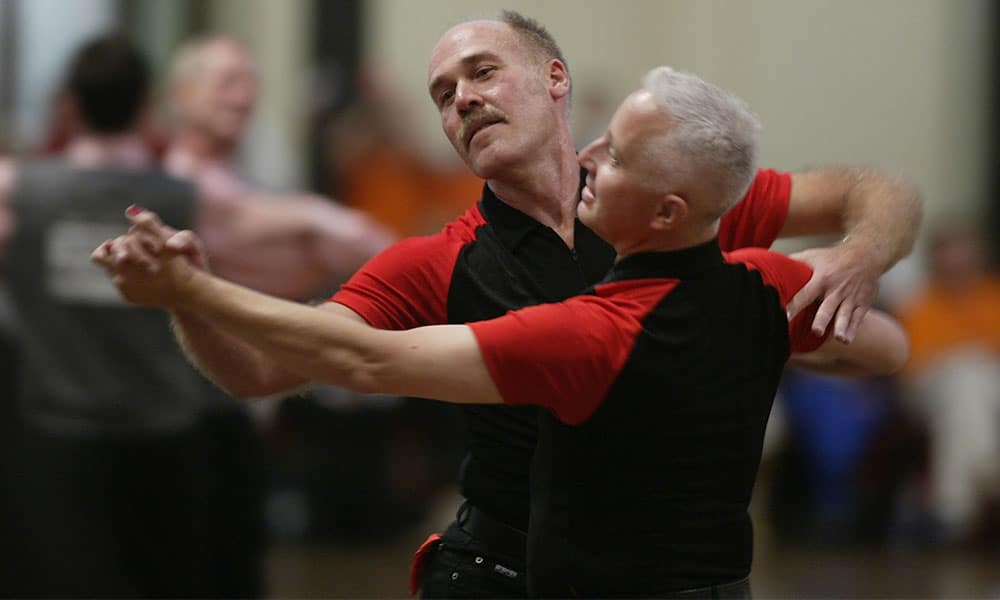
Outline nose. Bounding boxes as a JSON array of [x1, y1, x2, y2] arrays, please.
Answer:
[[454, 80, 483, 114], [578, 138, 598, 170]]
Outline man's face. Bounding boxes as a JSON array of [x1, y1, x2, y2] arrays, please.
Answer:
[[577, 91, 672, 246], [427, 21, 560, 178], [176, 42, 257, 147]]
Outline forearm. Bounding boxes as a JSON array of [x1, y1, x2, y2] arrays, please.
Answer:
[[177, 271, 385, 394], [839, 168, 922, 272], [791, 309, 909, 376], [170, 308, 311, 399]]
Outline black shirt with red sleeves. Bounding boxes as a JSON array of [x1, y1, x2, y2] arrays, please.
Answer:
[[468, 241, 826, 597], [331, 169, 792, 534]]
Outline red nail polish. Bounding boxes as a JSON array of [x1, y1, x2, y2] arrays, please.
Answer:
[[126, 205, 144, 216]]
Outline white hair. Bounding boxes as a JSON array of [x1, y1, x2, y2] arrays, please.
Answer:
[[641, 66, 760, 217], [167, 36, 249, 91]]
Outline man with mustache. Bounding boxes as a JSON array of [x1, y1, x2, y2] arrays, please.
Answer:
[[95, 65, 908, 597], [100, 11, 921, 598]]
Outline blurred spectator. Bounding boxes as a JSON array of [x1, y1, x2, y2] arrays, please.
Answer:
[[163, 37, 460, 546], [328, 63, 481, 237], [896, 223, 1000, 543], [164, 36, 394, 298], [38, 85, 168, 160], [769, 368, 896, 545], [0, 34, 253, 597]]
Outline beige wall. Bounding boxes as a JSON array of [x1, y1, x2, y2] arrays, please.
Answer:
[[365, 0, 992, 224], [208, 0, 312, 189]]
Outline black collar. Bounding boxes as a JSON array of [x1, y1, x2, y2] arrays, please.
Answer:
[[478, 182, 546, 251], [609, 239, 725, 282], [477, 169, 591, 252]]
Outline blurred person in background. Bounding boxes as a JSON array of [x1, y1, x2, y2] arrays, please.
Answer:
[[164, 35, 394, 299], [101, 11, 922, 597], [897, 223, 1000, 544], [328, 63, 483, 237], [165, 36, 453, 547], [0, 34, 250, 597]]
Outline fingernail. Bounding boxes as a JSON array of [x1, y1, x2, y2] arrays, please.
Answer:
[[126, 205, 144, 217]]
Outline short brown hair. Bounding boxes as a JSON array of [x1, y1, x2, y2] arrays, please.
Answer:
[[497, 10, 568, 74]]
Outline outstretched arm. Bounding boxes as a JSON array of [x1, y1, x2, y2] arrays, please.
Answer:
[[93, 222, 500, 405], [782, 167, 922, 342], [196, 191, 395, 301]]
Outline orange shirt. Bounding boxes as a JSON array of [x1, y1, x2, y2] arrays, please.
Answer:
[[897, 277, 1000, 375]]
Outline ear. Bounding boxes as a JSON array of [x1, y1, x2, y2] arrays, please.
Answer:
[[547, 59, 571, 101], [650, 194, 688, 231]]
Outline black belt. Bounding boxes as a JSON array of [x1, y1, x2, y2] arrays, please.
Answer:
[[657, 576, 751, 599], [456, 502, 527, 560]]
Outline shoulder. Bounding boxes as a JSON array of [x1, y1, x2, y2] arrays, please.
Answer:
[[724, 247, 813, 305]]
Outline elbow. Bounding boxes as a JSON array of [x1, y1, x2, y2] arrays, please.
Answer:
[[314, 348, 386, 395]]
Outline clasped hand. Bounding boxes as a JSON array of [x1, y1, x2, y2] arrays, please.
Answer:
[[90, 206, 208, 309]]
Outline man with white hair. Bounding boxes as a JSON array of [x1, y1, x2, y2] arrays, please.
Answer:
[[100, 12, 921, 597], [95, 65, 908, 597], [162, 35, 393, 299]]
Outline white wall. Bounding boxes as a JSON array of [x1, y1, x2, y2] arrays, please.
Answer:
[[208, 0, 312, 190], [365, 0, 992, 225], [13, 0, 115, 148]]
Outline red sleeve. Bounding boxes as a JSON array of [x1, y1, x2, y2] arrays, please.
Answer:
[[329, 207, 483, 330], [468, 279, 676, 425], [718, 168, 791, 251], [726, 248, 829, 353]]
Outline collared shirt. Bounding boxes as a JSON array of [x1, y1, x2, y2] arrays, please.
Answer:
[[332, 169, 792, 533], [468, 240, 826, 596]]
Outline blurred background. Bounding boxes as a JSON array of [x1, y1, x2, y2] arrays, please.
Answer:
[[1, 0, 998, 597]]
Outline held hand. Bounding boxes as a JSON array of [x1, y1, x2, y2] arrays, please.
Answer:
[[126, 206, 210, 272], [92, 236, 198, 308], [90, 206, 205, 308], [785, 245, 879, 344]]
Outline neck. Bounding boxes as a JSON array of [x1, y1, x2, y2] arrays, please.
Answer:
[[64, 131, 151, 168], [486, 133, 580, 247], [614, 221, 718, 261]]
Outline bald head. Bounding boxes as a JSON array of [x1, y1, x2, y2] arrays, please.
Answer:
[[168, 36, 257, 147]]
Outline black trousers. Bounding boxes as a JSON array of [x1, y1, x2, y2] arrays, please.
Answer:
[[420, 503, 528, 599], [5, 405, 265, 598]]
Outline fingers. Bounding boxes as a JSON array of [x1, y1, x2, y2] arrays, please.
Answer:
[[164, 230, 209, 270], [809, 291, 840, 337], [126, 205, 176, 241], [101, 234, 161, 274], [843, 305, 869, 344], [786, 274, 822, 321], [90, 239, 114, 269], [831, 298, 855, 343]]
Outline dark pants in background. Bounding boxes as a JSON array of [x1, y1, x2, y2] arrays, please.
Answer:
[[3, 402, 265, 598]]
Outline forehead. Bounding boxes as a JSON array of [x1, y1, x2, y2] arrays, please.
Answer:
[[609, 91, 670, 153], [199, 42, 255, 79], [428, 20, 526, 82]]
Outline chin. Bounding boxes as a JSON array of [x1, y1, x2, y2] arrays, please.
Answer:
[[467, 149, 514, 180]]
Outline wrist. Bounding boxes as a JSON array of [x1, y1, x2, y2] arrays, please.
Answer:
[[839, 232, 892, 272], [173, 267, 212, 312]]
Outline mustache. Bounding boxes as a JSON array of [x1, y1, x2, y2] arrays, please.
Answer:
[[456, 108, 508, 148]]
